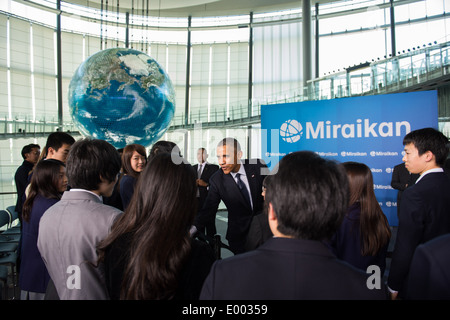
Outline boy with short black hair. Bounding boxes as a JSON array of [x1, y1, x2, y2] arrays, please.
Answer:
[[388, 127, 450, 299], [41, 131, 75, 164], [38, 138, 122, 300]]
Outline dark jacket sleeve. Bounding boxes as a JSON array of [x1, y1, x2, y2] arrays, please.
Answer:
[[390, 165, 406, 191], [194, 172, 221, 232], [388, 187, 425, 293]]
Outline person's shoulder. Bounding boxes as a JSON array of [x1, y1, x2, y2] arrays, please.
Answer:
[[209, 167, 224, 181], [419, 233, 450, 252], [120, 174, 136, 186], [94, 201, 123, 216], [411, 172, 450, 191], [34, 194, 59, 207], [243, 159, 268, 177], [121, 174, 135, 182], [243, 158, 266, 166], [206, 163, 219, 171]]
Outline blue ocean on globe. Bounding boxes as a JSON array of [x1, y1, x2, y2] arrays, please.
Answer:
[[68, 48, 175, 148]]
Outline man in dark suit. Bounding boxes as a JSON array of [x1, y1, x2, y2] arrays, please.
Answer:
[[193, 147, 219, 237], [200, 151, 388, 300], [14, 144, 40, 216], [388, 128, 450, 299], [390, 162, 419, 217], [406, 233, 450, 299], [193, 138, 267, 255]]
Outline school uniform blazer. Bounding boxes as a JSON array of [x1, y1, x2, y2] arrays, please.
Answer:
[[200, 237, 389, 300], [388, 172, 450, 296], [406, 233, 450, 300], [37, 190, 122, 300], [19, 195, 59, 293], [194, 159, 267, 250]]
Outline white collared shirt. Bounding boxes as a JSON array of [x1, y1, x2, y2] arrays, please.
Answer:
[[230, 161, 253, 209], [415, 167, 444, 184], [69, 188, 103, 202]]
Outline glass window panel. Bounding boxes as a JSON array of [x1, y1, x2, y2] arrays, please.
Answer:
[[62, 32, 84, 77], [34, 73, 57, 120], [32, 24, 55, 75], [211, 43, 228, 85], [0, 15, 7, 68], [396, 19, 446, 53], [149, 43, 168, 69], [229, 42, 248, 84], [167, 43, 186, 84], [320, 28, 387, 75], [191, 43, 210, 86], [62, 77, 71, 123], [425, 0, 444, 16], [10, 70, 31, 118], [0, 68, 7, 113], [210, 85, 228, 118], [10, 18, 30, 71]]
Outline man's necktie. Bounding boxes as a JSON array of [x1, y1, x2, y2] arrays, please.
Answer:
[[236, 173, 251, 207], [197, 164, 202, 197], [198, 164, 202, 179]]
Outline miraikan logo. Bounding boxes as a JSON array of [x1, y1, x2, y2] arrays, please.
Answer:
[[279, 118, 410, 141], [280, 119, 303, 143]]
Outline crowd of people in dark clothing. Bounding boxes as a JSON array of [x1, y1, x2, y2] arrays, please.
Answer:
[[9, 127, 450, 300]]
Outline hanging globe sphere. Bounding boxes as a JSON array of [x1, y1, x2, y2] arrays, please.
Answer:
[[68, 48, 175, 148]]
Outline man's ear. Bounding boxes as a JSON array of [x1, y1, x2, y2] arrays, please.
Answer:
[[268, 202, 281, 237], [268, 202, 277, 222], [424, 150, 435, 163], [47, 146, 55, 156], [236, 150, 243, 160]]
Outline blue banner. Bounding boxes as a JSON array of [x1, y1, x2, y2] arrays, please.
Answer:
[[261, 91, 438, 226]]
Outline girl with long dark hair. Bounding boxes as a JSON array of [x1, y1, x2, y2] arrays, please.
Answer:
[[98, 152, 215, 300], [119, 144, 147, 209], [19, 159, 68, 300], [328, 161, 391, 276]]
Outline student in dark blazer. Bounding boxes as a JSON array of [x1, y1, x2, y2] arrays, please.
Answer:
[[406, 233, 450, 299], [193, 138, 267, 255], [200, 151, 388, 300], [193, 148, 219, 237], [390, 162, 419, 217], [388, 128, 450, 299], [19, 160, 67, 300]]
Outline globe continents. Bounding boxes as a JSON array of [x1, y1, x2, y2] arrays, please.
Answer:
[[280, 119, 302, 143], [68, 48, 175, 148]]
